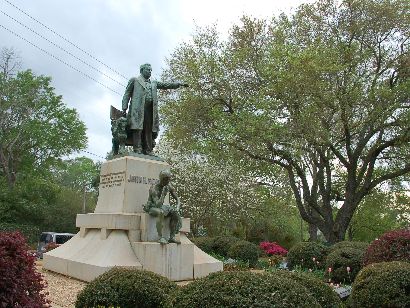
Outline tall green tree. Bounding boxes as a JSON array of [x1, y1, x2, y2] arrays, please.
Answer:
[[161, 0, 410, 243], [0, 48, 87, 188], [157, 138, 303, 245]]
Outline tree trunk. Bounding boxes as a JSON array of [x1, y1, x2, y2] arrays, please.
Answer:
[[308, 223, 318, 241]]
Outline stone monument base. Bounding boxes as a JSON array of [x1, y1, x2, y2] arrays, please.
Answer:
[[43, 156, 223, 281]]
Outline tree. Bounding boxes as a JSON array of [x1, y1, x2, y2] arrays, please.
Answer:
[[0, 48, 87, 188], [349, 186, 410, 242], [161, 0, 410, 243], [157, 138, 305, 245]]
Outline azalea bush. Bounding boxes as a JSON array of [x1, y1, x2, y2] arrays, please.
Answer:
[[260, 241, 288, 256], [363, 229, 410, 266]]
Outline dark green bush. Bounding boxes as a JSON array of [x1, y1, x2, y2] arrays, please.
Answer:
[[329, 241, 369, 253], [174, 271, 321, 308], [191, 236, 215, 254], [227, 240, 259, 267], [271, 270, 343, 308], [212, 235, 241, 257], [349, 261, 410, 308], [325, 247, 365, 284], [287, 242, 328, 269], [75, 267, 177, 308]]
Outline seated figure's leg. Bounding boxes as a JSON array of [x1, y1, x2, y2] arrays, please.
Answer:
[[168, 209, 182, 244], [149, 207, 167, 244]]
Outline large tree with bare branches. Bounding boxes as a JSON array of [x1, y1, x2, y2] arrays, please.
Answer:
[[161, 0, 410, 243]]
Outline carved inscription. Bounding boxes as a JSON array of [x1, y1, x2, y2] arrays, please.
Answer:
[[128, 174, 158, 185], [100, 171, 126, 189]]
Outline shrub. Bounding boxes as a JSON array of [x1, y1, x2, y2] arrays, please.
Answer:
[[258, 255, 284, 268], [287, 241, 328, 269], [75, 267, 177, 308], [329, 241, 369, 253], [324, 247, 364, 284], [227, 240, 259, 267], [191, 236, 215, 254], [212, 235, 241, 257], [174, 271, 321, 308], [0, 222, 40, 247], [363, 229, 410, 266], [0, 231, 49, 307], [271, 270, 343, 308], [349, 261, 410, 308], [260, 241, 288, 256]]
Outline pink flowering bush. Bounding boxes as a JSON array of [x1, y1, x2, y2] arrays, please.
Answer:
[[260, 241, 288, 256]]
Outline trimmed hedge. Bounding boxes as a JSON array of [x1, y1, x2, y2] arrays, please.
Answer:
[[227, 240, 260, 267], [212, 236, 241, 257], [287, 242, 328, 269], [325, 247, 365, 283], [191, 236, 215, 254], [174, 271, 321, 308], [0, 231, 49, 307], [271, 270, 343, 308], [349, 261, 410, 308], [75, 267, 177, 308], [363, 229, 410, 266], [329, 241, 369, 253]]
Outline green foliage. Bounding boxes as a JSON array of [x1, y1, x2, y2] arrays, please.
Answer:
[[349, 261, 410, 308], [287, 242, 328, 270], [157, 139, 298, 239], [75, 267, 177, 308], [54, 157, 101, 192], [212, 235, 241, 257], [191, 236, 215, 254], [270, 270, 343, 308], [0, 50, 87, 188], [0, 50, 92, 243], [349, 189, 410, 242], [161, 0, 410, 243], [0, 222, 40, 247], [227, 240, 260, 267], [329, 241, 369, 253], [174, 271, 321, 308], [325, 247, 365, 284]]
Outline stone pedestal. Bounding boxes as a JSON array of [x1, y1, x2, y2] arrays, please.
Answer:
[[43, 156, 223, 282]]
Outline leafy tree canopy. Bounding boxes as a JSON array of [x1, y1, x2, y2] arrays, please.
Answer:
[[0, 48, 87, 188], [161, 0, 409, 243]]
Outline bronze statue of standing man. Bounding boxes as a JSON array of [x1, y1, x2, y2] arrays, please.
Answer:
[[122, 63, 188, 155]]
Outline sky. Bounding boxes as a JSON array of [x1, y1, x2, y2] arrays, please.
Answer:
[[0, 0, 313, 162]]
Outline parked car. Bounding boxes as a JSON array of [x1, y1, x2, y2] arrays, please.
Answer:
[[37, 232, 75, 258]]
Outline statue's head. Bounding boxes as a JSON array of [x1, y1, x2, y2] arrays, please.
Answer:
[[159, 169, 172, 185], [140, 63, 152, 79]]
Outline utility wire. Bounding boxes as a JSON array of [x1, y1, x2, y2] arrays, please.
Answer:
[[0, 10, 126, 88], [2, 0, 128, 80], [0, 23, 122, 96], [80, 150, 106, 160]]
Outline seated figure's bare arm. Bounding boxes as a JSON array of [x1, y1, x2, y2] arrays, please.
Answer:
[[168, 184, 180, 209]]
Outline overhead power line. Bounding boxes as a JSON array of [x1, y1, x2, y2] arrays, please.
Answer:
[[1, 10, 126, 88], [0, 23, 122, 96], [80, 150, 106, 160], [2, 0, 127, 80]]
